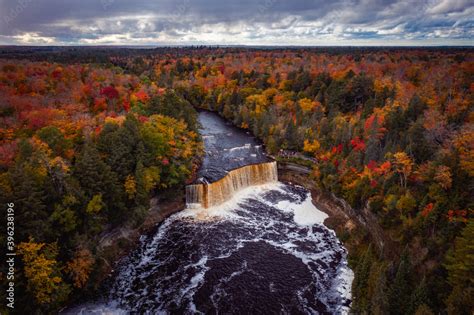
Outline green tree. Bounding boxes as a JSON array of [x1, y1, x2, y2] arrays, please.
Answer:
[[353, 246, 374, 313], [396, 191, 417, 217], [147, 90, 199, 132], [37, 126, 72, 156], [408, 277, 430, 314], [74, 142, 125, 223], [370, 265, 389, 315], [444, 221, 474, 314], [86, 194, 104, 215], [388, 250, 413, 315], [97, 115, 140, 182], [284, 120, 297, 150], [49, 194, 79, 235], [9, 163, 50, 240]]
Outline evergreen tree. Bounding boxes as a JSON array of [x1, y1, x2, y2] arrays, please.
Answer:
[[284, 120, 297, 150], [10, 164, 50, 240], [74, 142, 126, 224], [444, 221, 474, 314], [370, 266, 389, 315], [405, 94, 427, 122], [98, 115, 141, 180], [74, 143, 112, 198], [408, 277, 430, 314], [147, 91, 199, 132], [406, 119, 433, 163], [388, 250, 413, 315], [37, 126, 72, 156], [353, 246, 374, 313]]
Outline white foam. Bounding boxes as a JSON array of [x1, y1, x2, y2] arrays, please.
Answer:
[[180, 256, 209, 300], [228, 145, 248, 152], [183, 182, 281, 220], [64, 301, 128, 315], [332, 264, 354, 314], [278, 192, 328, 225], [186, 181, 327, 226], [241, 183, 329, 226]]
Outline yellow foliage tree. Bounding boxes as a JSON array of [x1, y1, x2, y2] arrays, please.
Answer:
[[303, 139, 321, 155], [246, 94, 268, 115], [298, 98, 318, 112], [143, 166, 161, 192], [124, 175, 137, 199], [454, 128, 474, 177], [392, 152, 414, 189], [66, 248, 95, 288], [396, 192, 417, 217], [18, 239, 68, 305], [86, 194, 104, 214], [434, 165, 452, 190]]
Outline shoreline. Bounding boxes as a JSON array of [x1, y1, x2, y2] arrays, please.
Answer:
[[91, 192, 186, 286], [277, 161, 390, 259]]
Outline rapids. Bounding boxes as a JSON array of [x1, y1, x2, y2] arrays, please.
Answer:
[[67, 111, 353, 314]]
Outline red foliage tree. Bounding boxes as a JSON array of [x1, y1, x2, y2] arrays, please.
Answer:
[[100, 86, 119, 100]]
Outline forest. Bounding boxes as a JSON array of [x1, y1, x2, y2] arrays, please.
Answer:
[[0, 56, 202, 313], [0, 47, 473, 314]]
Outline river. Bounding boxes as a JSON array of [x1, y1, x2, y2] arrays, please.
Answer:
[[68, 111, 353, 314]]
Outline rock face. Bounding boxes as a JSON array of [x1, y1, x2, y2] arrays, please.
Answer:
[[186, 161, 278, 208], [277, 161, 390, 257], [94, 194, 186, 284]]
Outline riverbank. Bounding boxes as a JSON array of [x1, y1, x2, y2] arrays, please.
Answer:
[[92, 192, 186, 286], [277, 161, 391, 261]]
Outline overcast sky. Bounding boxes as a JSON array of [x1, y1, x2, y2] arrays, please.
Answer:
[[0, 0, 472, 46]]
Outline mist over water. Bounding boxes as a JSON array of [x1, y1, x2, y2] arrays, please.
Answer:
[[68, 111, 353, 314]]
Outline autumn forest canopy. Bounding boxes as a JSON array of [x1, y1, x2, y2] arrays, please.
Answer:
[[0, 46, 473, 314]]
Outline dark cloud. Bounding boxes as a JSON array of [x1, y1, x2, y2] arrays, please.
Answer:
[[0, 0, 472, 45]]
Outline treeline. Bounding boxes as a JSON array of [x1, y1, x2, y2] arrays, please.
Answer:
[[1, 45, 470, 65], [0, 61, 202, 313]]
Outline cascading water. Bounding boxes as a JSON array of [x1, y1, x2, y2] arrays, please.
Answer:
[[66, 111, 353, 315], [186, 161, 278, 208]]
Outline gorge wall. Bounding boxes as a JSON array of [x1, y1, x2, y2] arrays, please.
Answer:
[[277, 161, 390, 258]]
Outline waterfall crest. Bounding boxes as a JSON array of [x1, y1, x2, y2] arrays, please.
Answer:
[[186, 161, 278, 208]]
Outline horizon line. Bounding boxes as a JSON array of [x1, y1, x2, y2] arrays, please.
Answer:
[[1, 44, 473, 48]]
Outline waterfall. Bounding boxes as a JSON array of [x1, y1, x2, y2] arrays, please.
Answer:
[[186, 161, 278, 208]]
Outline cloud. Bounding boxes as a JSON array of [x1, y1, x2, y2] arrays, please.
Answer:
[[427, 0, 471, 14], [0, 0, 472, 45]]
